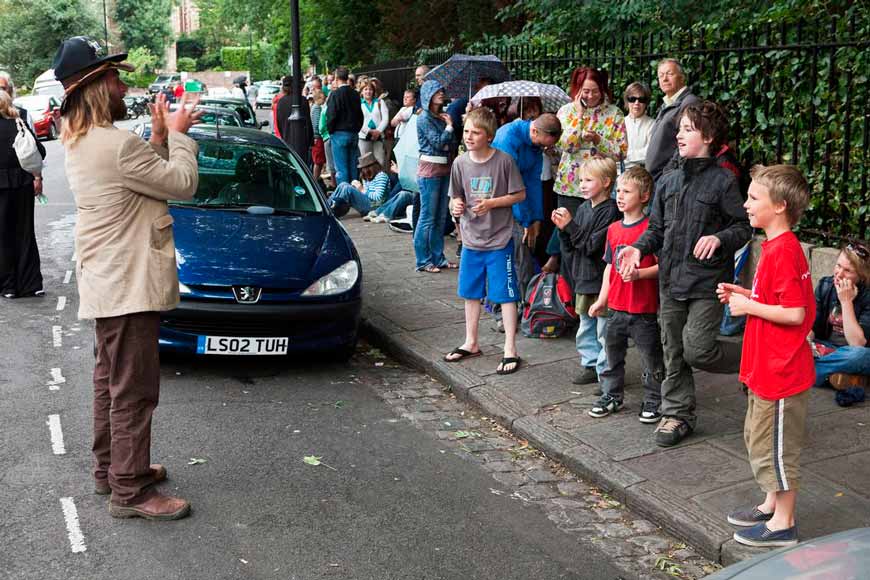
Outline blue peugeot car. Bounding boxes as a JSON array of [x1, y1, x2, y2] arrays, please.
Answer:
[[154, 125, 361, 357]]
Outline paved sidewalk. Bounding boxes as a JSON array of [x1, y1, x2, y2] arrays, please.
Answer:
[[345, 216, 870, 566]]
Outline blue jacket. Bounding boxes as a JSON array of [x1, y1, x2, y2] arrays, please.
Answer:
[[492, 119, 542, 228], [416, 80, 454, 157]]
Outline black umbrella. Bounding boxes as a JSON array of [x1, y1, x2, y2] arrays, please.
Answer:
[[424, 54, 511, 99], [233, 75, 247, 85]]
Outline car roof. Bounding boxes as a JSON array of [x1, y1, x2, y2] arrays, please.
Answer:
[[201, 96, 249, 105], [187, 125, 289, 148]]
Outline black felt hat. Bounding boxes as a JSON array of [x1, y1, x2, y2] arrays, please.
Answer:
[[52, 36, 133, 87]]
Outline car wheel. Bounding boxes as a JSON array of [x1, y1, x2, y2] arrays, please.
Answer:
[[48, 122, 58, 140]]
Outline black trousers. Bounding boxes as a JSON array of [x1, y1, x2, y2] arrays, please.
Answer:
[[0, 183, 42, 296]]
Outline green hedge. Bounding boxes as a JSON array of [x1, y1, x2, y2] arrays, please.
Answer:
[[220, 44, 287, 81], [176, 57, 196, 72]]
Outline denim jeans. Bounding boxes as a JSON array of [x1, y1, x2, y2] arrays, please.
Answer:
[[814, 345, 870, 387], [330, 131, 359, 186], [576, 311, 609, 377], [413, 175, 449, 270], [329, 183, 371, 216], [376, 190, 414, 220]]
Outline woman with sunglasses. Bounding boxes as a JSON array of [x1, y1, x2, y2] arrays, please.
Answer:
[[811, 242, 870, 392], [623, 82, 654, 170]]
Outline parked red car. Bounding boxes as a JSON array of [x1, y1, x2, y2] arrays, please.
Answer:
[[14, 95, 62, 140]]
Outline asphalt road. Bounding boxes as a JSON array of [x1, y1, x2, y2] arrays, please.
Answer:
[[0, 115, 625, 580]]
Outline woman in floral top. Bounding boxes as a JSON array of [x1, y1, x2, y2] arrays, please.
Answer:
[[543, 67, 627, 274]]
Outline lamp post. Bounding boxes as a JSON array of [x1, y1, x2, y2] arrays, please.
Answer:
[[285, 0, 308, 161], [102, 0, 109, 48]]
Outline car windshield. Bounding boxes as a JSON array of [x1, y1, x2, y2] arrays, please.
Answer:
[[15, 97, 50, 112], [171, 141, 323, 214], [197, 111, 241, 127], [155, 75, 171, 83], [201, 100, 254, 125]]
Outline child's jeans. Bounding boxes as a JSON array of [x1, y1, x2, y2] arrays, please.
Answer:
[[329, 183, 371, 215], [659, 296, 730, 429], [814, 345, 870, 387], [599, 310, 664, 404], [376, 190, 414, 220], [576, 293, 608, 376]]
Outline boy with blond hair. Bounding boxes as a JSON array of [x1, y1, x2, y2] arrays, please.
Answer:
[[552, 157, 621, 385], [444, 107, 526, 375], [588, 166, 664, 420], [717, 165, 814, 547]]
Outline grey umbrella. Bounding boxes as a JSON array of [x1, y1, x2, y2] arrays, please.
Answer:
[[424, 54, 511, 99]]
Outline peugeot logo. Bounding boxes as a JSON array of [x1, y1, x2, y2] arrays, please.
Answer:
[[232, 286, 262, 304]]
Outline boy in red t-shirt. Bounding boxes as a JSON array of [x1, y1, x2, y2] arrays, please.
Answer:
[[716, 165, 814, 548], [588, 166, 664, 421]]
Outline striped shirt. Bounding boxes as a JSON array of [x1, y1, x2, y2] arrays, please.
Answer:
[[364, 171, 390, 205]]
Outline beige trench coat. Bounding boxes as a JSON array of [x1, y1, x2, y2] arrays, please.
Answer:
[[65, 126, 198, 319]]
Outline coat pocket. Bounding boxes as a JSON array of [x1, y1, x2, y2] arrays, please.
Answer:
[[150, 214, 175, 250]]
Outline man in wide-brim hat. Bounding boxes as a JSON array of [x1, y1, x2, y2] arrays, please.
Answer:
[[55, 36, 202, 520]]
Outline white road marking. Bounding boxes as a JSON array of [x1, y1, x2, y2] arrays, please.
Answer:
[[56, 296, 66, 311], [59, 497, 86, 553], [63, 270, 72, 284], [47, 414, 66, 455], [48, 368, 66, 391], [52, 326, 62, 347]]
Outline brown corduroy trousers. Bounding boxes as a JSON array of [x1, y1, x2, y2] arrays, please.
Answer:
[[92, 311, 161, 505]]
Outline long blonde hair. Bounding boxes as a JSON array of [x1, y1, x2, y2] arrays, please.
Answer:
[[60, 78, 114, 146], [0, 90, 19, 120]]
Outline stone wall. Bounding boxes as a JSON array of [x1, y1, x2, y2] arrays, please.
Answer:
[[742, 235, 839, 288], [180, 70, 250, 90]]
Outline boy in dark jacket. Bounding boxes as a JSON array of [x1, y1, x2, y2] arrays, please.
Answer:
[[552, 157, 621, 385], [619, 101, 752, 447]]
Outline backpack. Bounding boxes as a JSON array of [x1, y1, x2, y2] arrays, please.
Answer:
[[521, 272, 578, 338]]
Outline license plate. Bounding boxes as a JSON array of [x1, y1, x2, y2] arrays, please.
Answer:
[[196, 336, 289, 355]]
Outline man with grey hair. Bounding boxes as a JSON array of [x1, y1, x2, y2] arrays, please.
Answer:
[[645, 58, 700, 182]]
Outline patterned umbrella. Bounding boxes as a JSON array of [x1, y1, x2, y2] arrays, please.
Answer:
[[424, 54, 511, 99], [470, 81, 571, 113]]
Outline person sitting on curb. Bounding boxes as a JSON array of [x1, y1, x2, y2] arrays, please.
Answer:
[[810, 242, 870, 393], [444, 107, 526, 375], [327, 152, 390, 217]]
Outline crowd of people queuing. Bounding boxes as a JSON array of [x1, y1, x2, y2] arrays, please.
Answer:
[[277, 56, 870, 548]]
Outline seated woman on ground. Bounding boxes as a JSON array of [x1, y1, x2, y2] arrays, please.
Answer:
[[327, 153, 390, 218], [811, 242, 870, 390]]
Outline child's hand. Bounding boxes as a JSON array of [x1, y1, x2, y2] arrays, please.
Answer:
[[351, 179, 362, 190], [451, 198, 465, 217], [617, 246, 641, 278], [717, 282, 749, 304], [588, 299, 606, 318], [551, 207, 572, 230], [728, 292, 752, 316], [472, 198, 491, 216], [693, 235, 722, 260], [621, 267, 640, 282]]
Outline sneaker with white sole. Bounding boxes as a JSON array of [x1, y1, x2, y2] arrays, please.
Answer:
[[654, 416, 692, 447], [371, 214, 389, 223], [727, 506, 774, 527], [733, 523, 798, 547], [588, 395, 623, 418], [638, 401, 662, 424], [362, 211, 377, 222]]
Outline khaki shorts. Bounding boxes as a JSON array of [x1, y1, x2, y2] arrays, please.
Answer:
[[744, 389, 810, 493]]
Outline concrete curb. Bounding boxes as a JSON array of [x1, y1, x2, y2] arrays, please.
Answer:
[[360, 313, 741, 565]]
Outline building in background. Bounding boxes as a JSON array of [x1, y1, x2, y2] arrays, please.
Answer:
[[165, 0, 200, 72]]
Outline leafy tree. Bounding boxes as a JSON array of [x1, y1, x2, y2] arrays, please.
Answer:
[[120, 46, 158, 88], [0, 0, 100, 86], [114, 0, 173, 65], [176, 57, 197, 72]]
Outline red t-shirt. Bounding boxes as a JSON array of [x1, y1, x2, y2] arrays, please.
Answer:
[[739, 231, 816, 399], [603, 217, 659, 314], [174, 84, 184, 99]]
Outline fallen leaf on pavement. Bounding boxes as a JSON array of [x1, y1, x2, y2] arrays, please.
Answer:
[[303, 455, 337, 471], [188, 458, 207, 465], [239, 558, 248, 564], [835, 492, 844, 497]]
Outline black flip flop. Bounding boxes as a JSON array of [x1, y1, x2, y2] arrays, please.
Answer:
[[496, 356, 522, 375], [444, 347, 482, 362]]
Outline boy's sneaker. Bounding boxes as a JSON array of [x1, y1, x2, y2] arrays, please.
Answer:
[[654, 416, 692, 447], [638, 401, 662, 424], [727, 506, 774, 527], [362, 211, 377, 222], [388, 220, 413, 233], [371, 214, 389, 223], [588, 395, 623, 418], [733, 523, 798, 548]]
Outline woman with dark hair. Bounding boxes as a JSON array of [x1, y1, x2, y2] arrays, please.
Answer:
[[506, 96, 543, 122], [542, 67, 627, 274], [0, 72, 46, 299]]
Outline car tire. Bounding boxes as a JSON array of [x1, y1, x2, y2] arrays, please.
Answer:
[[48, 122, 58, 141]]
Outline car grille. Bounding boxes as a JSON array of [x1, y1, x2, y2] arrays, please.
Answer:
[[162, 318, 295, 337]]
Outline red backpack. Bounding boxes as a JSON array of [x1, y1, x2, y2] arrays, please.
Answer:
[[521, 272, 578, 338]]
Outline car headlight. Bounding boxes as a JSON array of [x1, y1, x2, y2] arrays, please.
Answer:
[[302, 260, 359, 296], [179, 282, 192, 294]]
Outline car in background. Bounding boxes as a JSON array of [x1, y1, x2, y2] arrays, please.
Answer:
[[132, 105, 245, 140], [207, 87, 231, 98], [148, 125, 361, 357], [706, 527, 870, 579], [14, 95, 62, 140], [149, 73, 182, 95], [255, 83, 281, 109], [32, 69, 65, 98], [198, 96, 265, 129]]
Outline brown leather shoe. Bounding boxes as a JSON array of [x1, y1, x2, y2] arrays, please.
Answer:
[[829, 373, 870, 390], [109, 490, 191, 521], [95, 464, 168, 495]]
